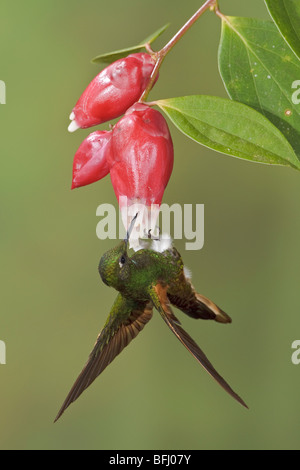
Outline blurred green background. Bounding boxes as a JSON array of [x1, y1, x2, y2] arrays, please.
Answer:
[[1, 0, 300, 450]]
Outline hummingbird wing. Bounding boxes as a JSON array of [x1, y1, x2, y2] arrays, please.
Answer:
[[55, 294, 153, 422], [167, 271, 231, 324], [149, 283, 248, 409]]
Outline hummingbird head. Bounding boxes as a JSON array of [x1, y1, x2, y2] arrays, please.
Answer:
[[98, 214, 138, 292]]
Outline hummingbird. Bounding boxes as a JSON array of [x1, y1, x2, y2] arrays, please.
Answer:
[[55, 216, 247, 422]]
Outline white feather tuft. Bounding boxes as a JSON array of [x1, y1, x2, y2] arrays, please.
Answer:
[[183, 266, 192, 280], [151, 234, 173, 253]]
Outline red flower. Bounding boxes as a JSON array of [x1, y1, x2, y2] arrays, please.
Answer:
[[109, 103, 174, 208], [71, 131, 112, 189], [71, 104, 173, 239], [72, 103, 173, 203], [68, 53, 156, 132]]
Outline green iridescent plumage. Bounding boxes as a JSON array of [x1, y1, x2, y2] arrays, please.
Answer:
[[55, 234, 246, 422]]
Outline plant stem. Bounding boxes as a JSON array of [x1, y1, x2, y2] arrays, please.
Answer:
[[139, 0, 219, 102], [161, 0, 218, 56]]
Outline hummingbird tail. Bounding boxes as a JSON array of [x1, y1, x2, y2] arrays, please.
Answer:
[[195, 294, 232, 324], [150, 283, 248, 410], [167, 281, 232, 323]]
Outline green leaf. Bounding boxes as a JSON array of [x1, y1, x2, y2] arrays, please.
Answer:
[[92, 46, 146, 65], [139, 23, 170, 47], [91, 24, 169, 65], [155, 95, 300, 170], [265, 0, 300, 60], [218, 16, 300, 157]]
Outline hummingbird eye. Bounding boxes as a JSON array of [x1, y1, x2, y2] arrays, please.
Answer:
[[119, 255, 126, 268]]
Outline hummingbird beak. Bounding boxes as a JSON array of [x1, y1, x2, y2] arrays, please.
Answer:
[[125, 212, 139, 250]]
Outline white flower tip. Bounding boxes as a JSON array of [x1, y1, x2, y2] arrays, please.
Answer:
[[69, 111, 75, 121], [68, 120, 80, 133], [152, 234, 173, 253]]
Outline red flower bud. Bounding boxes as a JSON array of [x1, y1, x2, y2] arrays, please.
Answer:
[[71, 131, 112, 189], [70, 104, 173, 245], [68, 53, 156, 132], [109, 103, 174, 208]]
